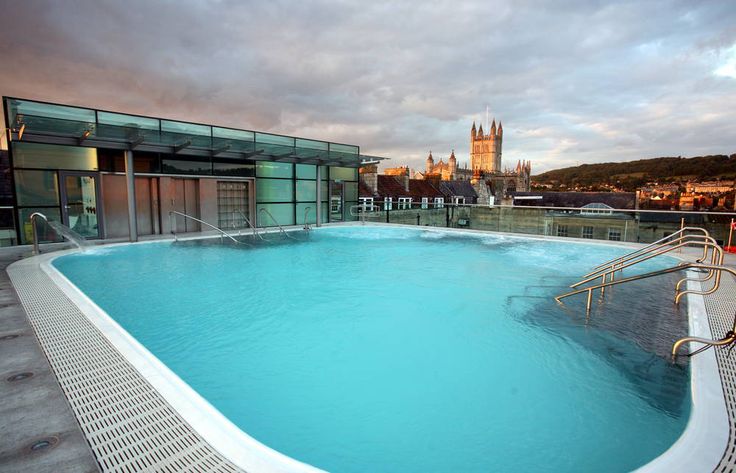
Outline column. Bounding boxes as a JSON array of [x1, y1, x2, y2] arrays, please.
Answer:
[[125, 150, 138, 242]]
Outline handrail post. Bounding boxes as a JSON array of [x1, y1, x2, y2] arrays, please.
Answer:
[[170, 212, 177, 242], [30, 212, 49, 256], [586, 288, 593, 313]]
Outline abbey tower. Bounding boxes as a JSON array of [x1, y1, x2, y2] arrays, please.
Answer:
[[470, 120, 502, 173]]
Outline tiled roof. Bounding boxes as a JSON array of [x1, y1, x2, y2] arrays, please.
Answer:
[[408, 179, 444, 199], [377, 175, 410, 198], [512, 191, 637, 209], [439, 180, 478, 200]]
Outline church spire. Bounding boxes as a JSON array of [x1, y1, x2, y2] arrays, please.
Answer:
[[478, 124, 484, 136], [498, 121, 503, 139], [491, 119, 496, 135]]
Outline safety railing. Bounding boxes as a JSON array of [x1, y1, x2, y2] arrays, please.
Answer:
[[168, 211, 242, 244], [583, 227, 711, 278], [258, 208, 294, 239], [557, 238, 723, 311], [570, 233, 721, 290], [555, 262, 736, 359], [349, 204, 383, 224], [232, 209, 263, 241]]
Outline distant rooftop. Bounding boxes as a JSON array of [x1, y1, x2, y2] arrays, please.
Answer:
[[3, 97, 385, 168]]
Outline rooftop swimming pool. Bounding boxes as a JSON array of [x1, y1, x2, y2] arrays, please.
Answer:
[[52, 226, 691, 472]]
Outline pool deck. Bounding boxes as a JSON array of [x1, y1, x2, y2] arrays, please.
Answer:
[[2, 227, 736, 472], [0, 246, 100, 473]]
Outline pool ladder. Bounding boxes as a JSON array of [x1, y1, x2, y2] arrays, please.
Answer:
[[258, 208, 295, 239], [554, 227, 736, 359]]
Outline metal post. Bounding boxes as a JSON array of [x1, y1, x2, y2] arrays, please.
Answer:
[[315, 165, 322, 227], [586, 288, 593, 313], [601, 273, 606, 296], [125, 150, 138, 242], [31, 217, 40, 256]]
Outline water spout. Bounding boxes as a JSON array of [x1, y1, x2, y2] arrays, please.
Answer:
[[30, 212, 90, 255]]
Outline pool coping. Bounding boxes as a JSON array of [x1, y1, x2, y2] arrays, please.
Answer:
[[11, 224, 734, 472]]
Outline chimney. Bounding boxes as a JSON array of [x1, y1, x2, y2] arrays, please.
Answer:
[[403, 167, 410, 192], [359, 164, 378, 194]]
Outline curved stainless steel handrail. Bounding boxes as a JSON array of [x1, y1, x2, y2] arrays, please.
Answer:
[[233, 209, 263, 241], [571, 235, 721, 289], [259, 208, 295, 239], [584, 226, 711, 277], [29, 212, 49, 255], [303, 206, 312, 231], [168, 211, 241, 244], [557, 240, 724, 309]]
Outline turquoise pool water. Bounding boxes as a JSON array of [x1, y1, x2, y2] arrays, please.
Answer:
[[54, 226, 690, 472]]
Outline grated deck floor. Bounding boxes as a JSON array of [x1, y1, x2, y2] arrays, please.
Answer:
[[7, 257, 242, 473]]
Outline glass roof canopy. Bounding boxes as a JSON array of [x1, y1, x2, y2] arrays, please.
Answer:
[[3, 97, 384, 168]]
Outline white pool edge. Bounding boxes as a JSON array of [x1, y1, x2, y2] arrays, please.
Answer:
[[36, 226, 731, 472]]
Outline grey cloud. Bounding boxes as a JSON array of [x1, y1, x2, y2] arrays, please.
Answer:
[[0, 0, 734, 173]]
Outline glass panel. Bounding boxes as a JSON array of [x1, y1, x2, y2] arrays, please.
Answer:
[[319, 165, 329, 179], [321, 180, 329, 202], [0, 208, 16, 246], [0, 150, 13, 206], [320, 202, 329, 223], [15, 170, 59, 206], [256, 133, 294, 147], [161, 120, 211, 136], [344, 201, 359, 221], [330, 181, 343, 222], [213, 127, 254, 141], [257, 203, 295, 226], [345, 181, 358, 201], [161, 159, 211, 175], [296, 180, 316, 202], [13, 142, 97, 171], [256, 161, 293, 178], [134, 152, 161, 173], [213, 161, 255, 177], [63, 174, 99, 238], [97, 111, 159, 130], [256, 178, 294, 202], [296, 203, 317, 225], [8, 98, 95, 124], [296, 164, 316, 179], [19, 207, 62, 245], [330, 166, 358, 181], [330, 143, 359, 154], [296, 138, 329, 150]]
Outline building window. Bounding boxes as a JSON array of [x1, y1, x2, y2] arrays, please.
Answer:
[[398, 197, 412, 209], [421, 197, 429, 209], [608, 228, 622, 241], [384, 197, 393, 210], [434, 197, 444, 208], [453, 196, 466, 205], [582, 226, 594, 239], [557, 224, 569, 237]]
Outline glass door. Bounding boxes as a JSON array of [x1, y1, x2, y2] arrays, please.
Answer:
[[330, 181, 344, 222], [60, 171, 102, 239]]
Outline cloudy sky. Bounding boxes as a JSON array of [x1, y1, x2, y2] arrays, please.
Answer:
[[0, 0, 734, 173]]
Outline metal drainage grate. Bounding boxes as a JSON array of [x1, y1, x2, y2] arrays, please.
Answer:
[[701, 275, 736, 472], [8, 258, 242, 473]]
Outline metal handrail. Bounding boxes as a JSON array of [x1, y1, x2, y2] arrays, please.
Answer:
[[572, 234, 720, 288], [168, 211, 241, 244], [233, 209, 263, 240], [303, 206, 312, 231], [259, 208, 294, 239], [558, 240, 724, 310], [29, 212, 48, 255], [556, 262, 736, 359], [585, 227, 710, 277]]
